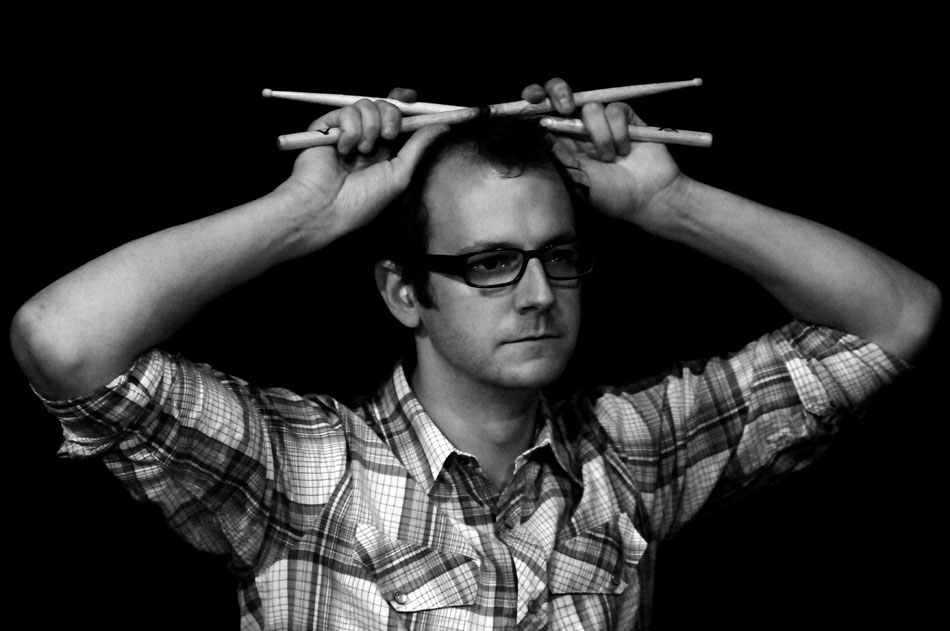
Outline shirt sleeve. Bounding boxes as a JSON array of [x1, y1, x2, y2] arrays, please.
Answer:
[[36, 348, 349, 572], [588, 321, 910, 541]]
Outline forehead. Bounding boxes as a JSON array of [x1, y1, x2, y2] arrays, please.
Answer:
[[423, 157, 576, 252]]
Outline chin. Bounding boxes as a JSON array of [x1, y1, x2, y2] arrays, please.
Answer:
[[496, 356, 571, 391]]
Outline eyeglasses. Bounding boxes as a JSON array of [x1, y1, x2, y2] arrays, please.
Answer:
[[421, 241, 594, 288]]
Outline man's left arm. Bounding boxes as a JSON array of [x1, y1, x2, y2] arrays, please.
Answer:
[[639, 176, 941, 362]]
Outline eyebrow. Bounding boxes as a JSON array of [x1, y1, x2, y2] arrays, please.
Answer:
[[454, 231, 578, 256]]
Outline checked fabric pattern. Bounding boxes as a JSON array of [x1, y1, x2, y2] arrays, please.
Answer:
[[41, 321, 906, 630]]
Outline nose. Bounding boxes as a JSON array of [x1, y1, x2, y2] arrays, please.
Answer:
[[514, 258, 555, 311]]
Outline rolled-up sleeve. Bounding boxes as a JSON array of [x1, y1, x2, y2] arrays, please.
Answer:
[[37, 348, 349, 572], [590, 321, 910, 540]]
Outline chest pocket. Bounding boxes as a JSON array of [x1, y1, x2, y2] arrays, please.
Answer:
[[353, 522, 480, 613], [548, 512, 647, 595]]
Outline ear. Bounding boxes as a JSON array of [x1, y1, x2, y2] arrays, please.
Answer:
[[375, 260, 421, 329]]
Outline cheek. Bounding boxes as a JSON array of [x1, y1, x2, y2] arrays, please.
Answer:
[[556, 287, 583, 328], [423, 294, 498, 344]]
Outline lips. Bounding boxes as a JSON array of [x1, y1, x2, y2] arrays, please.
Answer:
[[505, 333, 562, 344]]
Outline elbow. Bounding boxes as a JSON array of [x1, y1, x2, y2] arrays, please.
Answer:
[[888, 277, 943, 364], [10, 298, 89, 398]]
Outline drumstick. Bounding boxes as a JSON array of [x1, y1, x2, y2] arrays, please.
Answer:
[[539, 116, 713, 147], [276, 78, 707, 151], [264, 78, 702, 116], [262, 89, 460, 115], [488, 78, 703, 117]]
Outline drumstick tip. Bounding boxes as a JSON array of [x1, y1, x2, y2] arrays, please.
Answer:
[[262, 88, 273, 98], [692, 78, 703, 86]]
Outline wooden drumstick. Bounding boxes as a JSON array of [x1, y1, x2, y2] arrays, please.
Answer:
[[261, 89, 460, 115], [539, 116, 713, 147]]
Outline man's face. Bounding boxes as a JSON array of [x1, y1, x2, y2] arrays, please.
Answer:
[[413, 157, 582, 394]]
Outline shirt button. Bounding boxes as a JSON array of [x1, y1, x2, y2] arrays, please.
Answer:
[[610, 574, 622, 586], [393, 591, 408, 605], [527, 598, 541, 614]]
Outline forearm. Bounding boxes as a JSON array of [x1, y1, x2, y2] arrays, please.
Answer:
[[645, 176, 941, 362], [11, 183, 328, 398]]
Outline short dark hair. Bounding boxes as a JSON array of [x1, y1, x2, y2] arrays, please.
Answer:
[[376, 116, 592, 307]]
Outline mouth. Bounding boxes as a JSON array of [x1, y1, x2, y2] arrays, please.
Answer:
[[505, 333, 562, 344]]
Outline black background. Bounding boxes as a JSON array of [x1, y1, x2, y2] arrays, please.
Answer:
[[6, 13, 946, 630]]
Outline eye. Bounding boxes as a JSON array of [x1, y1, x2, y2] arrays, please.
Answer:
[[544, 245, 579, 265], [468, 250, 521, 273]]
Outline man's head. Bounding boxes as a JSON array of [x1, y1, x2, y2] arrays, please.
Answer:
[[378, 117, 592, 308], [375, 118, 592, 394]]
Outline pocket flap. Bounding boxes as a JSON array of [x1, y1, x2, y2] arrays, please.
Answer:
[[549, 512, 646, 595], [353, 522, 480, 612]]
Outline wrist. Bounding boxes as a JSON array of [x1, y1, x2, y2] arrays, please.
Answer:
[[635, 173, 698, 238], [268, 179, 341, 258]]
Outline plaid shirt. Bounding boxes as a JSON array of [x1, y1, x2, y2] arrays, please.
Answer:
[[42, 321, 906, 630]]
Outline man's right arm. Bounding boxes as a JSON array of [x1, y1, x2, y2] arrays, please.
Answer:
[[10, 93, 447, 399]]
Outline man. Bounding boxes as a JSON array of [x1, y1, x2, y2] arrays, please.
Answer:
[[11, 78, 940, 630]]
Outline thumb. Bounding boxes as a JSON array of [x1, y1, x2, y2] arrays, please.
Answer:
[[389, 124, 451, 184]]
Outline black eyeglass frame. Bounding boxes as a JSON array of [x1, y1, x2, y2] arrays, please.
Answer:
[[419, 241, 595, 289]]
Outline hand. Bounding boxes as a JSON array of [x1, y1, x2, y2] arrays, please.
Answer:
[[280, 88, 448, 247], [522, 78, 686, 230]]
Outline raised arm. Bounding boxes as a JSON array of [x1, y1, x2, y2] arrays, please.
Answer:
[[634, 177, 940, 362], [10, 92, 447, 399], [525, 79, 941, 363]]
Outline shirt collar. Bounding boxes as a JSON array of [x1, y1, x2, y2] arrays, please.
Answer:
[[378, 363, 582, 493], [391, 363, 458, 489], [532, 396, 583, 488]]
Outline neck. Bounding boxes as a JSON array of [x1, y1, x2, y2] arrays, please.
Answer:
[[410, 359, 541, 491]]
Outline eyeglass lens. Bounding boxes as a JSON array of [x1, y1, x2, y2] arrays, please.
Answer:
[[466, 244, 588, 287]]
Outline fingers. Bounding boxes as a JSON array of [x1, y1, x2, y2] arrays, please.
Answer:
[[581, 101, 642, 161], [335, 104, 370, 155], [387, 87, 417, 103], [544, 78, 575, 115], [374, 100, 403, 143], [307, 98, 405, 155], [579, 103, 613, 161], [524, 77, 657, 160], [605, 102, 634, 157], [521, 77, 575, 115], [306, 86, 422, 156], [521, 83, 547, 104]]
